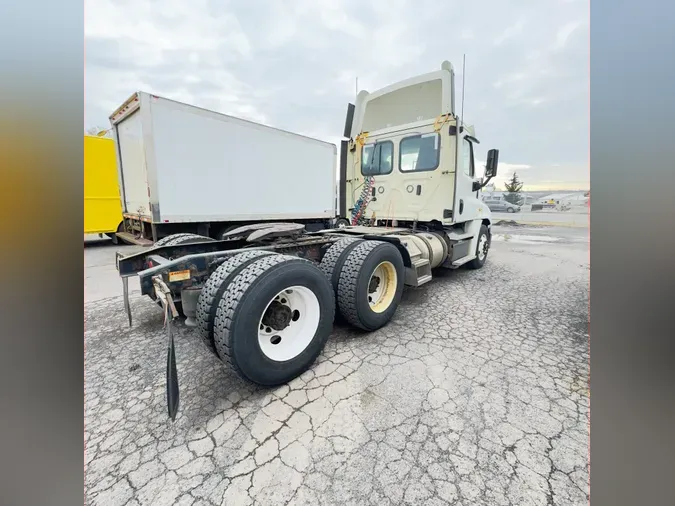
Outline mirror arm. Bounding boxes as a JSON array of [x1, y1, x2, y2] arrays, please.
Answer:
[[477, 174, 495, 190]]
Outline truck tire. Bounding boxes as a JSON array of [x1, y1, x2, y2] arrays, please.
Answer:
[[213, 255, 334, 385], [154, 233, 195, 247], [106, 221, 125, 244], [195, 250, 274, 355], [160, 233, 215, 247], [152, 233, 216, 315], [336, 240, 404, 331], [466, 225, 490, 270], [334, 218, 351, 229], [319, 237, 363, 295], [215, 225, 240, 241]]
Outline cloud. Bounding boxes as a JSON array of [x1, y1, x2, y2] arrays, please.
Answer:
[[493, 18, 528, 46], [554, 20, 587, 49], [460, 29, 475, 40], [85, 0, 266, 126], [476, 160, 533, 171], [86, 0, 252, 65], [85, 0, 589, 189]]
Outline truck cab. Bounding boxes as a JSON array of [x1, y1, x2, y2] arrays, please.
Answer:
[[343, 61, 493, 230]]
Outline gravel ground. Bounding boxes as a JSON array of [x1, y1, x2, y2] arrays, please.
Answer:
[[84, 224, 589, 505]]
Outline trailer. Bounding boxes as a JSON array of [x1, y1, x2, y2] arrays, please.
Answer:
[[115, 61, 500, 420], [84, 135, 123, 241], [109, 92, 338, 245]]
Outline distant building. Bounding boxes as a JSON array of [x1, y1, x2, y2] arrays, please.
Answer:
[[480, 187, 589, 208], [536, 192, 589, 207]]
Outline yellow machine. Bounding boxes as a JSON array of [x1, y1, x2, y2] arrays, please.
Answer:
[[84, 135, 123, 241]]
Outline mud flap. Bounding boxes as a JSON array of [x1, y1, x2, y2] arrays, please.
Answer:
[[152, 276, 180, 421], [122, 277, 132, 327], [118, 250, 133, 328]]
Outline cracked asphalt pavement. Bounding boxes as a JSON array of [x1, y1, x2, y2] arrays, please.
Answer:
[[85, 224, 589, 505]]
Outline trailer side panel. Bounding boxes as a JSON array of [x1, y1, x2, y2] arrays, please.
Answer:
[[146, 96, 337, 223]]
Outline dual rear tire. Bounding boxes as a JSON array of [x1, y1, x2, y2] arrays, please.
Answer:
[[177, 229, 489, 387], [194, 239, 406, 385], [197, 253, 334, 385], [321, 239, 405, 331]]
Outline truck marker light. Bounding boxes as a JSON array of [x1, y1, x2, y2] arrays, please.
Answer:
[[168, 270, 191, 282]]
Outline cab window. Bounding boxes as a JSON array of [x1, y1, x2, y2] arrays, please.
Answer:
[[361, 141, 394, 176], [463, 138, 475, 177], [399, 133, 440, 172]]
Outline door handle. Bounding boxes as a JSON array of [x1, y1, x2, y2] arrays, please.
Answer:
[[416, 185, 422, 196], [459, 199, 464, 214]]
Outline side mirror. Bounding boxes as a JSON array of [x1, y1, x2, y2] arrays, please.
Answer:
[[485, 149, 499, 178]]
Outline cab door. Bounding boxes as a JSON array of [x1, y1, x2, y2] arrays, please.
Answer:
[[452, 135, 480, 221], [397, 131, 443, 220]]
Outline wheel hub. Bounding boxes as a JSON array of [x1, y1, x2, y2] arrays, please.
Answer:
[[262, 301, 292, 331], [478, 235, 489, 260], [368, 275, 381, 294], [257, 286, 321, 362], [367, 261, 398, 313]]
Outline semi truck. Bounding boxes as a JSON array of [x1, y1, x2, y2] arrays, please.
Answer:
[[83, 135, 124, 241], [115, 61, 500, 420], [109, 92, 338, 245]]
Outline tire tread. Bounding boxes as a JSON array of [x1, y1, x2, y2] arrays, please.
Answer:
[[336, 240, 383, 330], [319, 237, 362, 289], [163, 234, 214, 247], [154, 233, 212, 247], [196, 250, 274, 355]]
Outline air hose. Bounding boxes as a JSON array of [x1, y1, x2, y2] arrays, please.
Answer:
[[351, 176, 375, 225]]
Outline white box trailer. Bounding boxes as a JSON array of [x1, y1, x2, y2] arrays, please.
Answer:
[[109, 92, 338, 244]]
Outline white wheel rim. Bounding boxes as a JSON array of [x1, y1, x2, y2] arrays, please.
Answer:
[[257, 286, 320, 362], [477, 235, 488, 261], [368, 261, 397, 313]]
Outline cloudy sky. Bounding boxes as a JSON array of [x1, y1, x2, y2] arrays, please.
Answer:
[[85, 0, 589, 191]]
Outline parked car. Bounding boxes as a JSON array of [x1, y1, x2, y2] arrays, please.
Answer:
[[483, 198, 521, 213]]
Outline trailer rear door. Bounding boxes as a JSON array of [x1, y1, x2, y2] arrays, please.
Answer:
[[116, 109, 151, 217]]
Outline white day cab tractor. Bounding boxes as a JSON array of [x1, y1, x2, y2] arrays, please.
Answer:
[[114, 61, 500, 420]]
